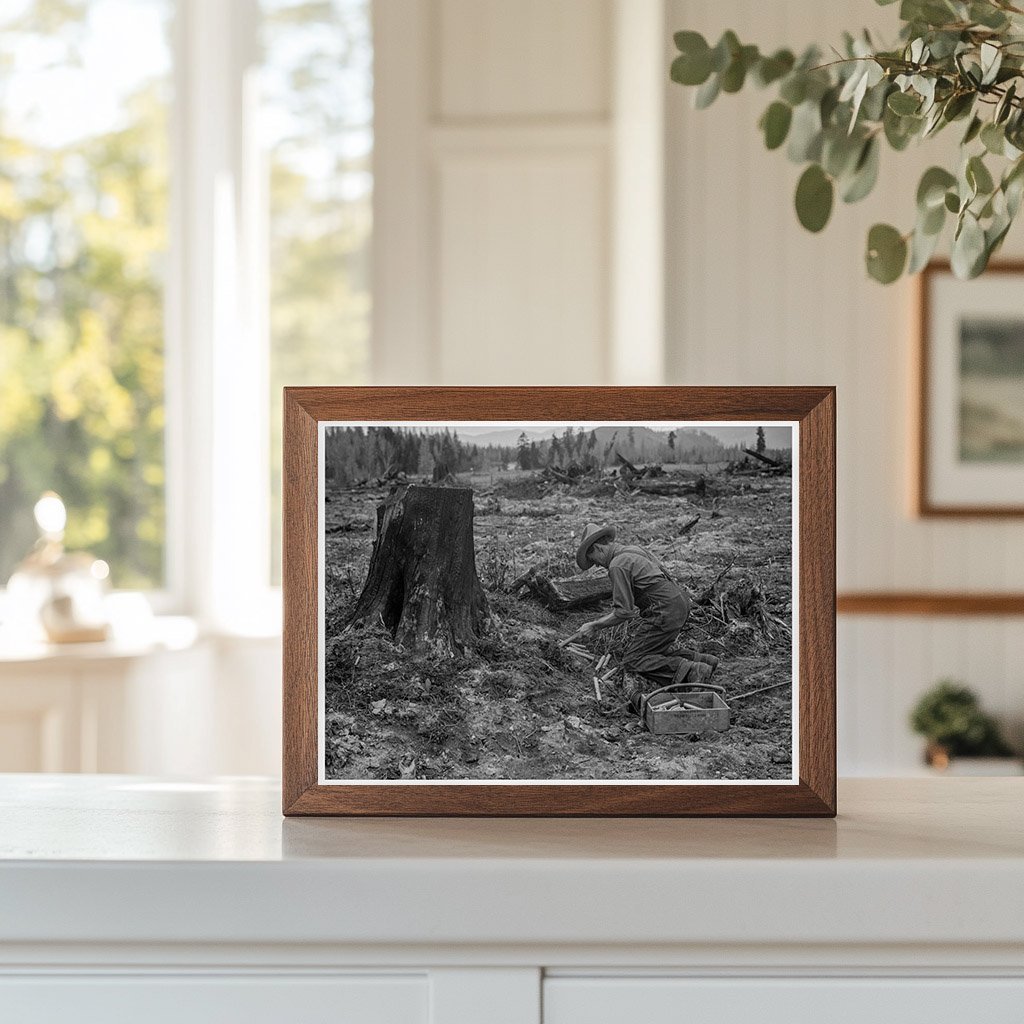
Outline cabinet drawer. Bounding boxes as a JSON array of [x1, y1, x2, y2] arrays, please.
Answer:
[[0, 974, 427, 1024], [544, 977, 1024, 1024]]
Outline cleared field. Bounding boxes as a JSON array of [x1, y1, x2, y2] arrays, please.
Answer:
[[323, 467, 794, 782]]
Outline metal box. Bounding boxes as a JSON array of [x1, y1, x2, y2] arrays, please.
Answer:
[[641, 687, 730, 734]]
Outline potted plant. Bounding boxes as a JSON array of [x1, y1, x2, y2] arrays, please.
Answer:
[[910, 680, 1020, 773]]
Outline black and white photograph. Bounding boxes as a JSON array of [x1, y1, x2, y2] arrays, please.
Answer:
[[319, 421, 797, 783]]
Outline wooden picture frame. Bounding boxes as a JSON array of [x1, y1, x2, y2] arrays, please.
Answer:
[[916, 260, 1024, 517], [283, 387, 836, 817]]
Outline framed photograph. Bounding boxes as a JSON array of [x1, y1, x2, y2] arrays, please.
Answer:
[[918, 261, 1024, 516], [283, 387, 835, 816]]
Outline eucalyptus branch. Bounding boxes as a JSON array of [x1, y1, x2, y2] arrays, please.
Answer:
[[670, 0, 1024, 283]]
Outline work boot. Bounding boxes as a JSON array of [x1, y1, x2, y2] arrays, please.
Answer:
[[681, 661, 714, 687], [675, 647, 720, 675], [695, 652, 720, 674]]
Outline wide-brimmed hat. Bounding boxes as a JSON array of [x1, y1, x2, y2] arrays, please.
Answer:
[[576, 522, 616, 571]]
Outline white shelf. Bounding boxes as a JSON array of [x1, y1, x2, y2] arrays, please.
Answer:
[[1, 775, 1023, 951]]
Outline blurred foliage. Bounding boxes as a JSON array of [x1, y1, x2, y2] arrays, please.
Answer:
[[909, 679, 1014, 755], [0, 0, 169, 587], [671, 0, 1024, 283], [0, 0, 372, 591]]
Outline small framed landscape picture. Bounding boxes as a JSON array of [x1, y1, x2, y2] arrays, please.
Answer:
[[918, 262, 1024, 516], [282, 387, 836, 816]]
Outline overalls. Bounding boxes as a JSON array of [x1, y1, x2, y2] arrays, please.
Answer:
[[606, 544, 699, 688]]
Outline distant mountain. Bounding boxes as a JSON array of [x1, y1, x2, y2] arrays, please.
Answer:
[[450, 427, 549, 447], [698, 425, 793, 450], [418, 423, 793, 451]]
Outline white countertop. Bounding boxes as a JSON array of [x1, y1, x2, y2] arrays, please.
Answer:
[[1, 775, 1022, 951]]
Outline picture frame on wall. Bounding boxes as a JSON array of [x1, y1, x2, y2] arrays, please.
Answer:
[[918, 261, 1024, 517], [282, 387, 836, 817]]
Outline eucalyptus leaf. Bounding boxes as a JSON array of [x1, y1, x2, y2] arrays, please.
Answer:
[[927, 30, 963, 60], [967, 154, 995, 195], [980, 42, 1002, 86], [721, 44, 759, 92], [979, 42, 1001, 83], [1004, 158, 1024, 216], [903, 0, 958, 29], [779, 74, 807, 106], [710, 31, 740, 73], [908, 221, 943, 273], [922, 103, 945, 137], [888, 90, 921, 115], [787, 100, 823, 162], [981, 121, 1006, 155], [917, 166, 957, 210], [822, 128, 864, 178], [795, 164, 834, 232], [996, 83, 1017, 124], [760, 101, 793, 150], [951, 211, 986, 278], [920, 199, 946, 235], [884, 106, 922, 150], [842, 137, 880, 203], [914, 75, 937, 111], [866, 223, 908, 283], [861, 79, 892, 122], [694, 73, 721, 109], [671, 49, 712, 87], [754, 49, 795, 87], [962, 115, 983, 145], [942, 91, 974, 122], [970, 2, 1009, 29]]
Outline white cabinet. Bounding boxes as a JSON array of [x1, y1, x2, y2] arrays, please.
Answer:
[[1, 777, 1022, 1024], [544, 977, 1024, 1024], [0, 974, 428, 1024]]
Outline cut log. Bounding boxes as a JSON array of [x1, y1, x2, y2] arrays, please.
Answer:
[[615, 451, 651, 480], [633, 478, 705, 497], [614, 451, 639, 474], [348, 485, 487, 652], [543, 466, 576, 484], [527, 572, 613, 611], [743, 447, 782, 468]]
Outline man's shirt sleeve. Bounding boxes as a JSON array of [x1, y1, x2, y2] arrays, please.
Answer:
[[608, 563, 639, 620]]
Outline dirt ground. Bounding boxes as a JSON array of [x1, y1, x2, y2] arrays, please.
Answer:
[[323, 468, 794, 781]]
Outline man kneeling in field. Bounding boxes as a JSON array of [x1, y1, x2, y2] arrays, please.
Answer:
[[569, 523, 719, 711]]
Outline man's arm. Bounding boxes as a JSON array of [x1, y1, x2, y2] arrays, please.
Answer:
[[569, 565, 637, 639], [571, 609, 620, 637]]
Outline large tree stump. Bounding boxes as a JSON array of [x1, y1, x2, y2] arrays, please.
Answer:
[[348, 485, 487, 651]]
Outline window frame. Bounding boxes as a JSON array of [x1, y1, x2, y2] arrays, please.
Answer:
[[166, 0, 280, 633]]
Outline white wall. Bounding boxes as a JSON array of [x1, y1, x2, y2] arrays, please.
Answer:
[[665, 0, 1024, 772], [373, 0, 665, 386]]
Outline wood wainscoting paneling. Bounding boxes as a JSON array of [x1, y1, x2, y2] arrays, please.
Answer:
[[838, 593, 1024, 616]]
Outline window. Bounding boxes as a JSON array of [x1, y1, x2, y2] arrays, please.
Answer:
[[261, 0, 372, 582], [0, 0, 373, 620], [0, 0, 172, 589]]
